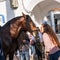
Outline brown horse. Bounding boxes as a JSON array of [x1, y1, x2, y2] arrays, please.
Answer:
[[0, 13, 37, 60]]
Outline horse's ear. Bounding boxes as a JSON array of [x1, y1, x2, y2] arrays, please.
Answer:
[[22, 12, 26, 19]]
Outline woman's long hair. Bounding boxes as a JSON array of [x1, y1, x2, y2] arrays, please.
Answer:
[[42, 23, 60, 47]]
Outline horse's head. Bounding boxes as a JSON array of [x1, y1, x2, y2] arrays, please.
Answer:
[[10, 13, 37, 38], [21, 13, 37, 35]]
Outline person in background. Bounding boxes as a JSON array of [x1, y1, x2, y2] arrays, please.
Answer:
[[0, 26, 5, 60], [20, 39, 30, 60], [40, 23, 60, 60], [0, 38, 5, 60], [32, 27, 45, 60], [38, 28, 45, 60], [27, 32, 36, 60], [17, 31, 30, 60]]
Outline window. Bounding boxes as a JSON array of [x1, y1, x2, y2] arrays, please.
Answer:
[[0, 15, 5, 26], [54, 14, 60, 34], [56, 19, 60, 33]]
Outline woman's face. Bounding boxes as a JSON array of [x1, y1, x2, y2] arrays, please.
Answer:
[[40, 25, 44, 33]]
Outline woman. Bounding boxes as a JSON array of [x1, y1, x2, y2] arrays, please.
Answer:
[[18, 31, 30, 60], [40, 23, 60, 60], [27, 32, 36, 60]]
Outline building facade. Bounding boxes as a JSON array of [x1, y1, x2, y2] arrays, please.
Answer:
[[0, 0, 60, 40]]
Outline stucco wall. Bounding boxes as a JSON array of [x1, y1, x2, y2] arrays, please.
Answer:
[[1, 0, 60, 26], [0, 1, 7, 26], [0, 0, 29, 26], [0, 0, 60, 40]]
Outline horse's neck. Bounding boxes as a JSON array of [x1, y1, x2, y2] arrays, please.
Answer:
[[10, 21, 21, 38], [30, 23, 37, 31]]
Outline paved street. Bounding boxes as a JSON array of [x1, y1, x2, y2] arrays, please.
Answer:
[[7, 56, 46, 60], [7, 55, 47, 60], [7, 55, 19, 60], [7, 55, 38, 60]]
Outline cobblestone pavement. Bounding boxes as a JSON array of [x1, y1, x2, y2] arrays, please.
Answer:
[[7, 55, 37, 60], [7, 55, 20, 60], [7, 55, 47, 60]]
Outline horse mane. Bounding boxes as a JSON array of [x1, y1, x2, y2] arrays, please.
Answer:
[[26, 15, 36, 27], [0, 16, 23, 34], [1, 14, 35, 29], [3, 16, 23, 27]]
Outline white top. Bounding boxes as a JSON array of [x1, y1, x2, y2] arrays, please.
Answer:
[[38, 32, 43, 42]]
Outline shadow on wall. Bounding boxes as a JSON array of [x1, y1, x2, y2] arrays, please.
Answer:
[[31, 5, 43, 25], [30, 1, 60, 25], [6, 0, 15, 21]]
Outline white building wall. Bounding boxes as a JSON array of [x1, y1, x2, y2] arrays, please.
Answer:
[[0, 1, 7, 26], [0, 0, 31, 26], [0, 0, 60, 40], [0, 0, 60, 27], [6, 0, 25, 20]]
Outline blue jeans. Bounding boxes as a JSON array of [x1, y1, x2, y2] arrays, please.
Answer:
[[49, 50, 60, 60], [29, 45, 35, 55], [19, 51, 30, 60]]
